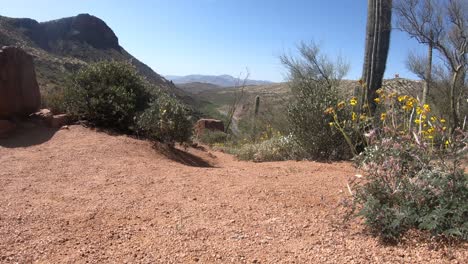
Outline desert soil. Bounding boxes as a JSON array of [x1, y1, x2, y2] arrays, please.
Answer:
[[0, 124, 466, 263]]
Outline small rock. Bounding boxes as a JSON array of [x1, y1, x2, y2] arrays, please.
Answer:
[[31, 109, 53, 123], [50, 114, 70, 128]]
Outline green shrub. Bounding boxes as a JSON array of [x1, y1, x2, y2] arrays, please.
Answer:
[[198, 130, 228, 145], [354, 158, 468, 242], [63, 61, 149, 132], [281, 42, 352, 160], [41, 87, 66, 114], [233, 134, 306, 162], [335, 87, 468, 242], [137, 93, 192, 144]]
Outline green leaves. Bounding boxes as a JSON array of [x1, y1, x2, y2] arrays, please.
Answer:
[[63, 61, 150, 132], [137, 92, 192, 144]]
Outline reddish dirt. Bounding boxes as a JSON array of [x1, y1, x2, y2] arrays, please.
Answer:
[[0, 125, 466, 263]]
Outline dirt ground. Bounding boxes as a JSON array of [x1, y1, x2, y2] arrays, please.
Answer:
[[0, 124, 466, 263]]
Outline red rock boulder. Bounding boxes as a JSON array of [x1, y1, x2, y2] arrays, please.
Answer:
[[0, 46, 41, 119], [194, 119, 225, 137], [0, 119, 16, 138]]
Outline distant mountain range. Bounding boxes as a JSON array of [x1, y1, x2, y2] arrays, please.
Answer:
[[165, 74, 274, 87]]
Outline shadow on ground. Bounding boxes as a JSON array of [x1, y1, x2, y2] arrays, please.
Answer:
[[0, 123, 59, 148], [155, 144, 215, 168]]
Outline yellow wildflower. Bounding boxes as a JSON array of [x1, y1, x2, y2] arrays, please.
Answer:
[[374, 98, 381, 103], [442, 126, 447, 131], [406, 100, 414, 108], [415, 119, 422, 124], [352, 112, 357, 121], [349, 97, 358, 106], [416, 107, 423, 115], [324, 107, 335, 115], [440, 118, 446, 123], [337, 101, 346, 109], [430, 116, 437, 122], [398, 95, 407, 102], [329, 122, 334, 127], [380, 113, 387, 121], [423, 104, 430, 112]]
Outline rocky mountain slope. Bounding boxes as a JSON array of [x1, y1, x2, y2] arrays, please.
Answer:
[[166, 74, 274, 87], [0, 14, 186, 101]]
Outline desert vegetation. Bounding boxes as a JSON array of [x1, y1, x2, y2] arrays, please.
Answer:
[[192, 0, 467, 243], [1, 1, 467, 262], [59, 61, 193, 144]]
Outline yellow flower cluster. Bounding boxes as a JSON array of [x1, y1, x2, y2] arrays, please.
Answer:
[[326, 85, 452, 149]]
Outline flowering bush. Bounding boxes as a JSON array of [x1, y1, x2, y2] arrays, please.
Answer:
[[137, 92, 193, 144], [329, 84, 468, 242]]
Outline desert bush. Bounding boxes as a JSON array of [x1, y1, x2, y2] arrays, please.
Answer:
[[62, 61, 150, 132], [233, 134, 306, 162], [41, 87, 66, 114], [137, 92, 192, 144], [198, 130, 228, 145], [333, 86, 468, 242], [281, 42, 352, 160]]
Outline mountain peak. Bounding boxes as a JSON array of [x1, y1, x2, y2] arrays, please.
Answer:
[[7, 13, 120, 51], [166, 74, 274, 87]]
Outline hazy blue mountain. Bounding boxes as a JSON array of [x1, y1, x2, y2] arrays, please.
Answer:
[[166, 74, 274, 87]]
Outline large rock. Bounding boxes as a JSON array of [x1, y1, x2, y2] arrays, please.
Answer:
[[0, 119, 16, 138], [194, 119, 225, 137], [0, 46, 41, 118]]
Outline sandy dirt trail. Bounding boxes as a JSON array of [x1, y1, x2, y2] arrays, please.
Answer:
[[0, 125, 466, 263]]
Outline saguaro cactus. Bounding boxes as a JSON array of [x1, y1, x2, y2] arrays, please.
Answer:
[[252, 95, 260, 141], [362, 0, 393, 113]]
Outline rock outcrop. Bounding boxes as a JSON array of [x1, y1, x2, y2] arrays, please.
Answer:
[[0, 119, 16, 138], [194, 119, 225, 137], [11, 14, 119, 51], [0, 14, 187, 101], [0, 46, 41, 118]]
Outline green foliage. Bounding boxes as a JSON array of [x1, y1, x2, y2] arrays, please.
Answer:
[[41, 87, 66, 114], [281, 42, 352, 160], [137, 93, 193, 144], [198, 130, 228, 145], [232, 134, 306, 162], [354, 161, 468, 242], [63, 61, 150, 132], [335, 87, 468, 242]]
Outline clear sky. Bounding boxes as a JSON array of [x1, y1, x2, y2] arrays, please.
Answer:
[[0, 0, 423, 82]]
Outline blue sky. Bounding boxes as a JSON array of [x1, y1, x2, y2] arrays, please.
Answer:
[[1, 0, 423, 82]]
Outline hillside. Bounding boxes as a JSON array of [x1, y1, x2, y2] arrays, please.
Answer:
[[176, 82, 222, 94], [166, 74, 274, 87], [193, 79, 424, 135], [1, 124, 465, 263], [0, 14, 187, 101]]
